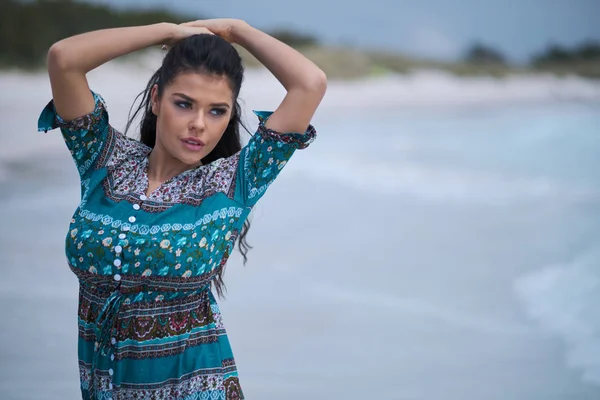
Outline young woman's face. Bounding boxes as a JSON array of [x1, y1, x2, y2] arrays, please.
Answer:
[[151, 71, 234, 167]]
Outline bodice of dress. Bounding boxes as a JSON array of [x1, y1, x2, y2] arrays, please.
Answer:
[[37, 92, 315, 288]]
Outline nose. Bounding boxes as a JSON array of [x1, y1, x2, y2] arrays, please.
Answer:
[[190, 111, 206, 132]]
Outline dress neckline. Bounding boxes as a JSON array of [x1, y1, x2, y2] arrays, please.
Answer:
[[140, 156, 205, 200]]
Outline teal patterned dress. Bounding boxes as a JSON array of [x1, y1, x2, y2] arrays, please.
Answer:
[[37, 91, 316, 400]]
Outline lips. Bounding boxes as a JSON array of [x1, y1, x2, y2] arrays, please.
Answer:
[[181, 137, 205, 152]]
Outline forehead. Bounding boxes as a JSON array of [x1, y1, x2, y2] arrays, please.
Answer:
[[165, 72, 233, 103]]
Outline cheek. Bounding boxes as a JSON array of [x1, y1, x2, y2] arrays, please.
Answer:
[[209, 119, 230, 141], [157, 108, 183, 140]]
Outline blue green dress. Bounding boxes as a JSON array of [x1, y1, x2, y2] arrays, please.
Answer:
[[37, 91, 316, 400]]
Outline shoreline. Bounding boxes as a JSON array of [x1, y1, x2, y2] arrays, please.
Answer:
[[3, 45, 600, 81], [2, 48, 599, 102], [1, 58, 599, 182]]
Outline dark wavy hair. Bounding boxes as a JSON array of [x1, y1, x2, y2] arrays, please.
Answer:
[[125, 34, 251, 297]]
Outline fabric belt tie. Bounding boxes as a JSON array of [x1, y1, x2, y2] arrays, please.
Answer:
[[89, 288, 125, 398]]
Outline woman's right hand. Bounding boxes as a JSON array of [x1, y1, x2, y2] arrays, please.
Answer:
[[163, 23, 214, 50]]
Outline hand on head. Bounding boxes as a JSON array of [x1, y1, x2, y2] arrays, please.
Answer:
[[163, 19, 246, 51]]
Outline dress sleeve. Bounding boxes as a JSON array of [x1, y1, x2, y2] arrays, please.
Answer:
[[238, 110, 316, 206], [37, 91, 110, 178]]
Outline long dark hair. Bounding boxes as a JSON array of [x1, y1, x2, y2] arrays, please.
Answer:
[[125, 34, 251, 297]]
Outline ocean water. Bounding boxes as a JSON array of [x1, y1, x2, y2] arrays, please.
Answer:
[[0, 71, 599, 400], [226, 100, 600, 399]]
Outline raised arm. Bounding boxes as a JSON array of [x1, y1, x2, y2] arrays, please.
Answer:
[[183, 19, 327, 134], [232, 23, 327, 134], [46, 23, 209, 121]]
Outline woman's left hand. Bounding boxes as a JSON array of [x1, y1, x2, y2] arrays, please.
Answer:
[[179, 19, 248, 43]]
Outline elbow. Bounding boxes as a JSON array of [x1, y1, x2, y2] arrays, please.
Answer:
[[314, 69, 328, 94], [47, 41, 73, 72], [304, 69, 328, 98]]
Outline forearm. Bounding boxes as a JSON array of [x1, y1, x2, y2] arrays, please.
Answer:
[[48, 23, 175, 73], [232, 23, 326, 92]]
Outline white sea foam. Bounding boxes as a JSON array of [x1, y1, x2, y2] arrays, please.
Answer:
[[283, 152, 600, 205], [514, 246, 600, 385]]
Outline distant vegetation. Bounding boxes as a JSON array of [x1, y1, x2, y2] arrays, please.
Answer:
[[456, 41, 600, 78], [1, 0, 599, 79], [532, 42, 600, 65], [0, 0, 318, 69], [530, 41, 600, 78], [1, 0, 188, 68], [463, 43, 507, 65]]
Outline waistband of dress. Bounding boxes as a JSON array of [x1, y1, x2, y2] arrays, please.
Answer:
[[74, 268, 216, 295], [79, 277, 212, 299]]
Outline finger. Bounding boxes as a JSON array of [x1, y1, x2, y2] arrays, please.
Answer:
[[180, 20, 205, 27], [193, 27, 214, 35]]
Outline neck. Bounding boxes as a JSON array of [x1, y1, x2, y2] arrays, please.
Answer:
[[146, 143, 199, 183]]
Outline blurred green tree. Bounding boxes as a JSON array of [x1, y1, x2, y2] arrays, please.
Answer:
[[0, 0, 319, 69], [463, 42, 507, 65], [0, 0, 190, 68], [532, 41, 600, 66], [266, 28, 319, 47]]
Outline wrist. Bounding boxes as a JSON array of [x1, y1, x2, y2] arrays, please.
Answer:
[[230, 20, 252, 45], [157, 22, 178, 44]]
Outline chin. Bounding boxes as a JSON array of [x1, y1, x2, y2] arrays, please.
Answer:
[[181, 157, 204, 167], [174, 146, 213, 167]]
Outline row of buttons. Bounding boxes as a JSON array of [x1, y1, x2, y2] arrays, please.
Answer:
[[112, 194, 146, 283], [106, 194, 147, 383]]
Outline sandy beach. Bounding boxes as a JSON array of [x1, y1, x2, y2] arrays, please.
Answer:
[[1, 57, 600, 399]]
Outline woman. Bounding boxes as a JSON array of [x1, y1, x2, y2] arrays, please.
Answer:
[[37, 18, 326, 399]]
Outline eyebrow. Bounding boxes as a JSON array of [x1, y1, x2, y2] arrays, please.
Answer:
[[173, 92, 230, 108]]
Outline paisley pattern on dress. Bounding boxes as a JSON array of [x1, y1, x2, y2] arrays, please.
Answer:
[[98, 128, 240, 212]]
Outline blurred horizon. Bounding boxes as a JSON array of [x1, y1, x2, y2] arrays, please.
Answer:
[[85, 0, 600, 62]]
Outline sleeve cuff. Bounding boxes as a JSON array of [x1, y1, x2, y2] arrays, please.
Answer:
[[253, 110, 316, 150], [37, 92, 108, 133]]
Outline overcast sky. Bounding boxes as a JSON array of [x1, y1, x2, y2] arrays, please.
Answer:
[[86, 0, 600, 62]]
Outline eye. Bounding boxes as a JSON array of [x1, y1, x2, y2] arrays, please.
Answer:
[[210, 108, 228, 116], [175, 101, 192, 109]]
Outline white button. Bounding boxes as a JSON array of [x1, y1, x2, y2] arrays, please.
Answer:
[[114, 245, 122, 253], [113, 259, 122, 267], [111, 337, 116, 345], [122, 226, 130, 232], [109, 383, 113, 390], [139, 194, 147, 201], [110, 354, 115, 361], [108, 368, 114, 376], [128, 216, 136, 223], [114, 274, 121, 282], [118, 233, 126, 239], [133, 204, 140, 210]]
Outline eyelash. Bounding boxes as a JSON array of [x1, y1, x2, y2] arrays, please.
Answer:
[[175, 102, 227, 116], [211, 108, 227, 116], [175, 101, 192, 109]]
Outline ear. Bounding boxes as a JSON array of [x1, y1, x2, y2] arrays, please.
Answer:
[[150, 84, 159, 115]]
